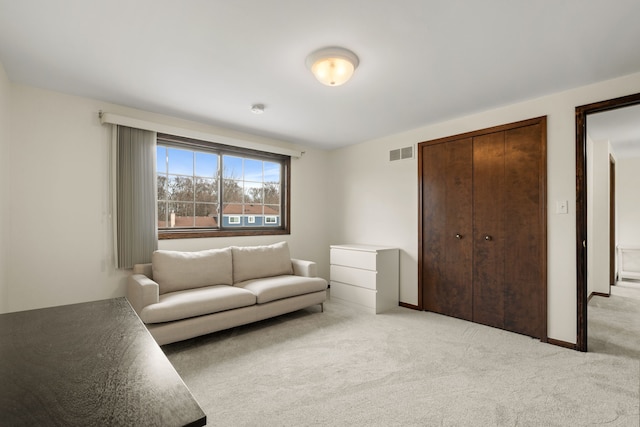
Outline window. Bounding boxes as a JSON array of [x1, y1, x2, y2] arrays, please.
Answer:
[[265, 216, 278, 225], [156, 134, 290, 239]]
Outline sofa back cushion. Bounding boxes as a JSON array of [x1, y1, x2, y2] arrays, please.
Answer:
[[231, 241, 293, 283], [152, 248, 233, 294]]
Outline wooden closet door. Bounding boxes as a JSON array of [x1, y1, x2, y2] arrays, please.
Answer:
[[421, 138, 473, 320], [472, 131, 506, 329], [503, 123, 545, 338], [419, 116, 547, 341]]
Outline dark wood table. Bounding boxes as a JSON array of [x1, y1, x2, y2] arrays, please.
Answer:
[[0, 297, 206, 426]]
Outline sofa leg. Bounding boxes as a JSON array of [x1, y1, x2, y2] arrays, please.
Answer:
[[320, 303, 324, 313]]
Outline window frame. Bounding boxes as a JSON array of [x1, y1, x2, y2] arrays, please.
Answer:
[[157, 133, 291, 240]]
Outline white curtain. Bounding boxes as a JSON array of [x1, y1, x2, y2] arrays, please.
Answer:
[[114, 126, 158, 269]]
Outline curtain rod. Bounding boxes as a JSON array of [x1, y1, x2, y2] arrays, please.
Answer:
[[99, 111, 303, 158]]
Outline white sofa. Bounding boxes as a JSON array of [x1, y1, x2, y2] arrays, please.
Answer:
[[127, 242, 328, 345]]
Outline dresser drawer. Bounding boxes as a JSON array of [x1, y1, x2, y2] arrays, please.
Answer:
[[330, 281, 377, 309], [330, 265, 377, 290], [330, 248, 377, 271]]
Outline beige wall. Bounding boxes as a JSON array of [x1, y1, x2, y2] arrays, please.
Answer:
[[329, 72, 640, 344], [0, 62, 9, 313]]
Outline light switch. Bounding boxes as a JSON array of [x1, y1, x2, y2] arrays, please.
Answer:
[[556, 200, 568, 214]]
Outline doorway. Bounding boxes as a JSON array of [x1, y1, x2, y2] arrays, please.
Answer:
[[575, 92, 640, 352]]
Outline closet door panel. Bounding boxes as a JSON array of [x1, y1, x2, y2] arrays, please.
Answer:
[[421, 139, 473, 320], [472, 132, 505, 329], [503, 123, 545, 338], [421, 142, 447, 314]]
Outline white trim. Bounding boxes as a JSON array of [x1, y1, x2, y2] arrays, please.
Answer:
[[100, 112, 303, 158]]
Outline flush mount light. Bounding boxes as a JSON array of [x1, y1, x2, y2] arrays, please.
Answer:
[[305, 47, 359, 86]]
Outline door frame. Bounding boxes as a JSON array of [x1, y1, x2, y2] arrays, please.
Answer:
[[609, 155, 616, 287], [575, 92, 640, 352]]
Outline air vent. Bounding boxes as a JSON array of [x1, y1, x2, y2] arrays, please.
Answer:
[[390, 145, 414, 162]]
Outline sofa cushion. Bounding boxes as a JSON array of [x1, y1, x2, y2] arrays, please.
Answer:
[[231, 241, 293, 283], [140, 285, 256, 324], [235, 275, 328, 304], [152, 248, 233, 294]]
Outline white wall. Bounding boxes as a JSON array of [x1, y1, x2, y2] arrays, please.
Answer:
[[587, 136, 612, 296], [617, 156, 640, 247], [0, 62, 9, 313], [329, 71, 640, 344], [5, 84, 330, 313]]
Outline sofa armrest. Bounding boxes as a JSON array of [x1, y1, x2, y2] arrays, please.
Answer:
[[133, 263, 153, 279], [291, 259, 318, 277], [127, 274, 160, 317]]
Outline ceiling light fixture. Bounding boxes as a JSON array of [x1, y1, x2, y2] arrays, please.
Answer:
[[305, 47, 359, 87]]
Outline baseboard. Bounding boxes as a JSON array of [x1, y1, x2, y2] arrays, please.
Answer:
[[399, 302, 420, 311], [588, 291, 610, 302], [547, 338, 577, 350]]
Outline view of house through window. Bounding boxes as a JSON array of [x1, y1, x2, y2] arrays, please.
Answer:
[[156, 134, 289, 238]]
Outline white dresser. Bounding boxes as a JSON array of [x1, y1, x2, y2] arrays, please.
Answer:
[[330, 244, 399, 314]]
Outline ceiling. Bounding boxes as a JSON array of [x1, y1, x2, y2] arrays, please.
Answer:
[[1, 1, 640, 150]]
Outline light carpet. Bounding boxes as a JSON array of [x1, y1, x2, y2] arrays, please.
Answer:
[[164, 295, 640, 426]]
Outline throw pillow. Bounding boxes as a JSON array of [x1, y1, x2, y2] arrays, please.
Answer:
[[231, 241, 293, 283], [152, 247, 233, 294]]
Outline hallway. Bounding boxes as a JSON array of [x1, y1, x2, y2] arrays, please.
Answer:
[[589, 281, 640, 358]]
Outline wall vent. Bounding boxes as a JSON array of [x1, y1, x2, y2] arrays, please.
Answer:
[[390, 145, 414, 162]]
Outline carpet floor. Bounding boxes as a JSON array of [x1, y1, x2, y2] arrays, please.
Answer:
[[164, 293, 640, 426]]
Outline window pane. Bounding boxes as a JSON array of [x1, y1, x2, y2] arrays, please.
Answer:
[[157, 146, 167, 174], [263, 182, 280, 204], [195, 177, 217, 203], [264, 161, 280, 182], [194, 203, 218, 227], [157, 174, 168, 200], [244, 181, 263, 204], [158, 201, 168, 227], [265, 205, 280, 215], [168, 176, 194, 201], [168, 148, 193, 176], [195, 152, 218, 178], [223, 155, 242, 179], [223, 203, 243, 227], [168, 202, 194, 227], [244, 159, 263, 181], [243, 203, 263, 216], [222, 179, 243, 203]]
